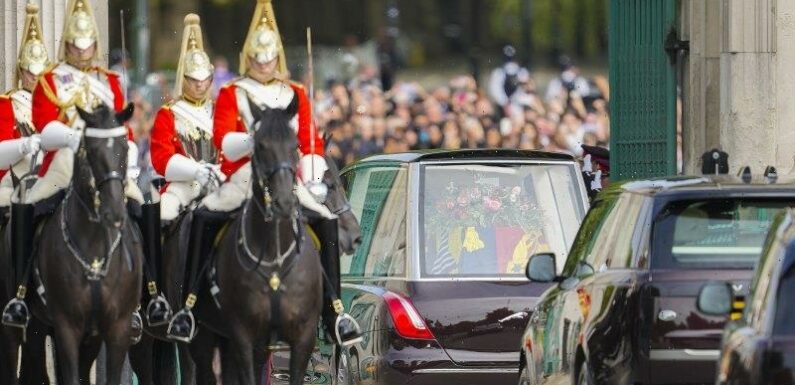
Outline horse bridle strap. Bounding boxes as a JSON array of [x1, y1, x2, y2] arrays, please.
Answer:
[[84, 126, 128, 138], [95, 170, 124, 188]]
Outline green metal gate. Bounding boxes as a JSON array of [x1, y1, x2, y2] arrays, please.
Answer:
[[609, 0, 678, 180]]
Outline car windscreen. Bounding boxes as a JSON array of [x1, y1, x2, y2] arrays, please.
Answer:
[[652, 198, 794, 269], [419, 162, 585, 278]]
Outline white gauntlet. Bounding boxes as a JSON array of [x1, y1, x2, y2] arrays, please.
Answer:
[[221, 132, 253, 162], [40, 121, 81, 151]]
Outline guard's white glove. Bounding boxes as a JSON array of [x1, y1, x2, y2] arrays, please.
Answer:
[[206, 163, 227, 183], [20, 135, 41, 155], [195, 165, 212, 186], [40, 121, 81, 151], [582, 154, 592, 173], [196, 163, 225, 190], [591, 170, 603, 191]]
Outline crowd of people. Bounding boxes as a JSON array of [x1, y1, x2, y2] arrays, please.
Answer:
[[125, 51, 611, 172], [313, 51, 611, 169]]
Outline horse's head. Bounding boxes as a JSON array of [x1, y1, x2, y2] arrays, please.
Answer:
[[322, 155, 361, 255], [76, 104, 131, 227], [249, 97, 299, 218]]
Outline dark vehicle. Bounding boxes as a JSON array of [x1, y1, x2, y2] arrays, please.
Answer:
[[697, 209, 795, 385], [326, 149, 589, 385], [519, 176, 795, 385]]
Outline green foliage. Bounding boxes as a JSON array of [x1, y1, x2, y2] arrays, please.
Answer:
[[487, 0, 608, 63]]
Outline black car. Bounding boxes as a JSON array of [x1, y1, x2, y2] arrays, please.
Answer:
[[697, 209, 795, 385], [520, 176, 795, 385], [328, 149, 589, 385]]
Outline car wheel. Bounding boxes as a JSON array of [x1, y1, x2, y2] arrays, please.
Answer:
[[577, 361, 594, 385], [518, 366, 530, 385]]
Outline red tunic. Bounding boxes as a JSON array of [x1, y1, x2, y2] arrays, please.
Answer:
[[32, 65, 130, 176], [150, 107, 183, 177], [0, 96, 21, 180], [213, 82, 323, 177]]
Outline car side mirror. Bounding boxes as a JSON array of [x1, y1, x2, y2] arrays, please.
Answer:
[[697, 281, 733, 316], [526, 253, 557, 283]]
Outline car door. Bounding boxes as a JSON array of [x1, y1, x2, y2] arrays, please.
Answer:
[[526, 193, 620, 385], [530, 192, 648, 385]]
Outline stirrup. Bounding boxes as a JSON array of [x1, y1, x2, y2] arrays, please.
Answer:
[[145, 294, 172, 327], [131, 311, 143, 345], [335, 313, 363, 347], [1, 298, 30, 329], [166, 308, 197, 343]]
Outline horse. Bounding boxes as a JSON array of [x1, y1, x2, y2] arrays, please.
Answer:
[[139, 98, 362, 385], [31, 104, 142, 385], [187, 97, 319, 385]]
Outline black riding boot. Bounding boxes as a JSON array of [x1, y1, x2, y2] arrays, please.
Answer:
[[167, 208, 225, 342], [137, 202, 171, 326], [2, 203, 34, 328], [314, 217, 362, 347]]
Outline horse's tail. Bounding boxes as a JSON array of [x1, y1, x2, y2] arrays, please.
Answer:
[[153, 339, 179, 385]]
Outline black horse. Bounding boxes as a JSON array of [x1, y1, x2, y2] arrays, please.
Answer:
[[30, 105, 142, 385], [186, 98, 318, 385]]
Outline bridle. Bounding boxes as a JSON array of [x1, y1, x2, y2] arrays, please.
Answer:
[[61, 126, 129, 280], [250, 150, 297, 222], [238, 146, 302, 281], [321, 173, 352, 216]]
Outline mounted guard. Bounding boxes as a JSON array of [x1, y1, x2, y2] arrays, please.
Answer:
[[167, 0, 363, 347], [148, 14, 220, 328], [0, 3, 49, 328], [0, 0, 170, 332]]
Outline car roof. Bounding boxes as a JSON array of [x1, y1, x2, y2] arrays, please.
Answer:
[[598, 175, 795, 200], [353, 149, 576, 164]]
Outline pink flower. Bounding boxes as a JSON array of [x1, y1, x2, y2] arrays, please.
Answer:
[[512, 186, 521, 195], [486, 198, 502, 211], [446, 201, 456, 210], [457, 196, 470, 206]]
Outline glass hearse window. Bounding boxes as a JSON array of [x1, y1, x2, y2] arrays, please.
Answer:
[[342, 165, 408, 278], [420, 163, 584, 278], [652, 199, 792, 269]]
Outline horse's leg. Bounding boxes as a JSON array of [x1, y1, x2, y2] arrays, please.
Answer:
[[254, 350, 271, 385], [52, 321, 83, 385], [0, 328, 19, 385], [219, 337, 239, 385], [288, 327, 316, 385], [129, 334, 154, 385], [178, 343, 196, 385], [20, 319, 50, 385], [78, 338, 101, 385], [189, 331, 217, 385], [229, 326, 256, 385], [103, 320, 132, 385]]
